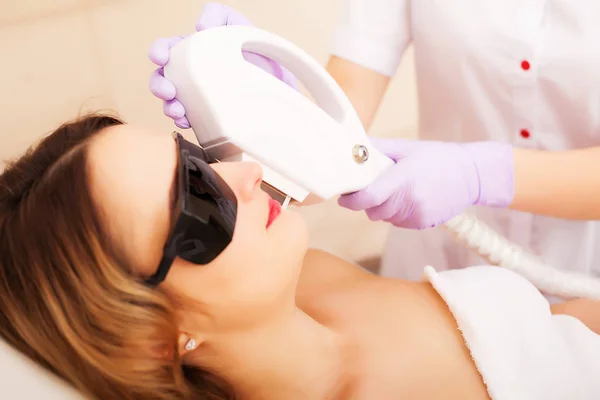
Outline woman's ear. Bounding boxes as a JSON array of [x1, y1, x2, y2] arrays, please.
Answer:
[[178, 331, 202, 356]]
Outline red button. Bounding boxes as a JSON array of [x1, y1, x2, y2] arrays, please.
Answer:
[[521, 60, 530, 70], [520, 129, 530, 138]]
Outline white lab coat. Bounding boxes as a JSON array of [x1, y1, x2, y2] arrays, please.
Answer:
[[331, 0, 600, 301]]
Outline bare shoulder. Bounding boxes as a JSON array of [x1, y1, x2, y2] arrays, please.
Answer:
[[301, 248, 375, 283], [551, 298, 600, 335], [296, 248, 375, 302], [297, 250, 490, 399]]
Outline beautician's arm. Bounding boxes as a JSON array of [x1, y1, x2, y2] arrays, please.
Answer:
[[326, 58, 600, 222], [325, 56, 391, 130], [511, 147, 600, 220]]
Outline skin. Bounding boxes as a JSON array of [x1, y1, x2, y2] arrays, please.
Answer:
[[87, 124, 600, 399], [325, 56, 390, 132], [511, 147, 600, 220]]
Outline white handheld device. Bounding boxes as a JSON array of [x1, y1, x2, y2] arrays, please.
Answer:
[[164, 25, 600, 300], [164, 25, 393, 208]]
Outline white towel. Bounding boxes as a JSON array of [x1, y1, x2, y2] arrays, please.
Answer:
[[424, 265, 600, 400]]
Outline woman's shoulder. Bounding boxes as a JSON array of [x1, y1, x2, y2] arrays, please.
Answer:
[[296, 250, 490, 399], [297, 249, 375, 296]]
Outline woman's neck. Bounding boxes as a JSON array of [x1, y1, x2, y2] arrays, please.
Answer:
[[194, 309, 355, 399]]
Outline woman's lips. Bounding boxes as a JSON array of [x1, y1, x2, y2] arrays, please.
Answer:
[[267, 197, 282, 228]]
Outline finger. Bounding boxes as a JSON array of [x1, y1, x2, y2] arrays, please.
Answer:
[[222, 5, 253, 26], [196, 3, 252, 30], [337, 185, 385, 211], [240, 51, 297, 89], [259, 57, 296, 89], [163, 99, 186, 120], [241, 51, 274, 70], [196, 3, 227, 30], [365, 205, 388, 222], [337, 167, 403, 211], [174, 117, 191, 129], [148, 36, 185, 66], [279, 67, 299, 90], [390, 210, 436, 230], [149, 69, 176, 101], [365, 187, 414, 222]]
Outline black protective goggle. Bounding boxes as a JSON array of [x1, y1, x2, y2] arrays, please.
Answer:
[[145, 132, 237, 286]]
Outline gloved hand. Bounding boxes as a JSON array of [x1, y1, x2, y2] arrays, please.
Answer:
[[148, 2, 298, 129], [338, 138, 514, 229]]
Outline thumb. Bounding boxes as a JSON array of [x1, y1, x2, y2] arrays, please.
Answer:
[[196, 3, 252, 31], [368, 137, 424, 161], [148, 36, 185, 66], [338, 164, 405, 211]]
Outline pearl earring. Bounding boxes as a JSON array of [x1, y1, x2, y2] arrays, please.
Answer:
[[185, 338, 197, 351]]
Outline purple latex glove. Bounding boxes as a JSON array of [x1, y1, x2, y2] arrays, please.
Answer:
[[338, 138, 514, 229], [148, 2, 298, 129]]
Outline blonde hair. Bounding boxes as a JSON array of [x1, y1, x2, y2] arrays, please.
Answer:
[[0, 114, 235, 399]]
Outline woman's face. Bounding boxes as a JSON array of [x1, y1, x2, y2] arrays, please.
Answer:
[[88, 124, 309, 335]]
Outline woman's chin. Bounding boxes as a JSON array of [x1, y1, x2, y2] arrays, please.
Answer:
[[269, 209, 309, 252]]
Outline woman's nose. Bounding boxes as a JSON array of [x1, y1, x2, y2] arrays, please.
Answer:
[[212, 161, 263, 201]]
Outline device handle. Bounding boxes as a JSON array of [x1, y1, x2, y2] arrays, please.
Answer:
[[199, 25, 366, 140]]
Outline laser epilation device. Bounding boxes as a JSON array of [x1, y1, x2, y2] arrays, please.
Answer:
[[163, 25, 600, 300]]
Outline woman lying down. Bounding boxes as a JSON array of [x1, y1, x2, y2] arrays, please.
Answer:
[[1, 114, 600, 400]]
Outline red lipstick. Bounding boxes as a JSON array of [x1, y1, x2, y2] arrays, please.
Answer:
[[267, 197, 282, 228]]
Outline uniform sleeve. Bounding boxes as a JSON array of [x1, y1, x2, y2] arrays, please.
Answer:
[[330, 0, 411, 77]]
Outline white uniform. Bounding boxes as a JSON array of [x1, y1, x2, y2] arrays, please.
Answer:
[[425, 265, 600, 399], [331, 0, 600, 300]]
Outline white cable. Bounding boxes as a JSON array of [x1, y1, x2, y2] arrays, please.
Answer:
[[443, 213, 600, 300]]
